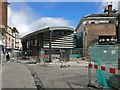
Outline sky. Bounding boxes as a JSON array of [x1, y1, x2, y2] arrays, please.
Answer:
[[8, 1, 119, 37]]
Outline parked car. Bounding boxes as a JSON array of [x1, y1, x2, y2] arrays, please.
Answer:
[[17, 52, 30, 60]]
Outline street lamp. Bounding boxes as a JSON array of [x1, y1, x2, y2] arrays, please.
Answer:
[[49, 29, 53, 62], [0, 32, 3, 64]]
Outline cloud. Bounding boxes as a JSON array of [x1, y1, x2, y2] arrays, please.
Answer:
[[30, 17, 71, 31], [8, 3, 72, 37], [8, 4, 32, 37]]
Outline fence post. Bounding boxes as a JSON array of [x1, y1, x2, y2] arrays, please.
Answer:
[[0, 46, 2, 64], [118, 45, 120, 89], [87, 46, 92, 87]]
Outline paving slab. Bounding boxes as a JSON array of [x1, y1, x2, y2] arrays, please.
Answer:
[[2, 61, 36, 89], [0, 64, 2, 90]]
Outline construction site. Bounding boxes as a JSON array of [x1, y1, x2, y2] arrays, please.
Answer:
[[0, 1, 120, 90]]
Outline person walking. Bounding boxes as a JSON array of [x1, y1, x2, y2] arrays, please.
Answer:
[[6, 52, 10, 61]]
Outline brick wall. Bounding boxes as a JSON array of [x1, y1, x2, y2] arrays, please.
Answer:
[[85, 23, 116, 48], [0, 1, 7, 26], [0, 2, 2, 25]]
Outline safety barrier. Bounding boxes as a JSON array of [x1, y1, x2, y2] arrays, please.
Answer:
[[88, 45, 119, 89], [40, 54, 60, 62], [88, 63, 120, 75]]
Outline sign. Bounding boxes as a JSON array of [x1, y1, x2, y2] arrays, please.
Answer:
[[111, 50, 116, 55]]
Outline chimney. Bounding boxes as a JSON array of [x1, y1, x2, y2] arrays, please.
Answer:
[[13, 27, 16, 33], [108, 4, 113, 17]]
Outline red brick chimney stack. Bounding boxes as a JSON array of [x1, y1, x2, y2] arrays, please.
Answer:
[[108, 4, 113, 17], [13, 27, 19, 33], [13, 27, 17, 33]]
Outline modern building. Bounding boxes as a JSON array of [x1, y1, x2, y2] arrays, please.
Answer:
[[22, 26, 75, 61], [75, 4, 118, 57]]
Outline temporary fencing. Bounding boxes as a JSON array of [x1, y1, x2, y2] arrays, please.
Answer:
[[39, 49, 60, 63], [88, 45, 119, 89], [39, 48, 84, 62]]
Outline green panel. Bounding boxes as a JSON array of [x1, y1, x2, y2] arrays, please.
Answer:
[[40, 50, 44, 61], [69, 54, 81, 58], [91, 45, 118, 88]]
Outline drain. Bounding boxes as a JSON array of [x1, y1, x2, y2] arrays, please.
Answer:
[[27, 66, 44, 90]]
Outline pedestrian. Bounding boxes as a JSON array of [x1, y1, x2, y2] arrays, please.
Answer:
[[6, 52, 10, 61]]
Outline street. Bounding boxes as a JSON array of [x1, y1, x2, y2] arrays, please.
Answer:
[[1, 59, 98, 89], [0, 1, 119, 90]]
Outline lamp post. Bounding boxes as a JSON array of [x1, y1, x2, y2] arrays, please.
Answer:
[[49, 30, 53, 62], [0, 32, 3, 64], [117, 3, 120, 88]]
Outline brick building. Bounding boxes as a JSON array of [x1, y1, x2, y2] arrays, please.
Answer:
[[75, 4, 118, 56], [0, 0, 7, 26], [12, 27, 22, 50], [0, 1, 22, 52], [6, 26, 22, 51], [0, 0, 7, 46]]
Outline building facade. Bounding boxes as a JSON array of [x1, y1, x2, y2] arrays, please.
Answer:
[[0, 0, 7, 46], [0, 1, 22, 53], [6, 26, 15, 50], [6, 26, 22, 51], [12, 27, 22, 50], [0, 0, 7, 26], [75, 4, 118, 57], [22, 26, 75, 61]]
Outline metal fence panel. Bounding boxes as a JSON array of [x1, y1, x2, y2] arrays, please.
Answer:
[[88, 45, 119, 89]]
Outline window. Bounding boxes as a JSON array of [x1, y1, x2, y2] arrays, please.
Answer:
[[109, 21, 112, 23], [91, 22, 95, 24], [9, 37, 10, 41]]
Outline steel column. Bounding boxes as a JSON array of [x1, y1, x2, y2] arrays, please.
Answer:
[[49, 31, 52, 62]]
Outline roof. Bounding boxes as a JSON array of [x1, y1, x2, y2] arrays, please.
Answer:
[[75, 13, 120, 31], [22, 26, 74, 40], [85, 13, 119, 18]]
